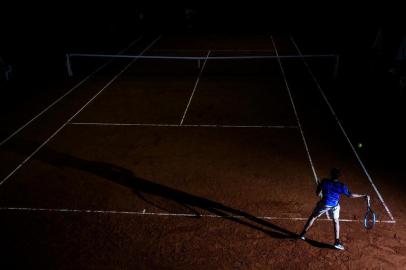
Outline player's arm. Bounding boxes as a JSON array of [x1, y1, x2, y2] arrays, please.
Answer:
[[316, 179, 325, 198], [317, 187, 323, 198], [349, 193, 369, 199], [343, 184, 369, 199]]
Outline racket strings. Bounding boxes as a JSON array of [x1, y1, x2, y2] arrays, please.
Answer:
[[364, 209, 376, 229]]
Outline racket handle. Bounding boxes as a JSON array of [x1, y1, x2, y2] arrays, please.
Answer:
[[366, 195, 371, 206]]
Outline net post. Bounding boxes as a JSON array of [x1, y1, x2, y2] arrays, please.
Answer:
[[66, 53, 73, 77], [333, 55, 339, 80], [197, 59, 201, 69], [5, 65, 12, 81]]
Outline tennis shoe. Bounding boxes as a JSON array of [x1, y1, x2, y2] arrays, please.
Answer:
[[334, 241, 345, 250]]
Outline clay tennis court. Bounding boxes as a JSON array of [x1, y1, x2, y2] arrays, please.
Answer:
[[1, 32, 406, 269]]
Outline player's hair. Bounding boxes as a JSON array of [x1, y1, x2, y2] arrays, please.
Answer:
[[330, 168, 341, 179]]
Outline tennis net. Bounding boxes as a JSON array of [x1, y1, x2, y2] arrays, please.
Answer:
[[66, 52, 339, 79]]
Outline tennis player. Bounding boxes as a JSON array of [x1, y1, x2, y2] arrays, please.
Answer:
[[299, 168, 369, 250]]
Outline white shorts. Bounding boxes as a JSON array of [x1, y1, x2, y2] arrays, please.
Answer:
[[311, 201, 340, 220]]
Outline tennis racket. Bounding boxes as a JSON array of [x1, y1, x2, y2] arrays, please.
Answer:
[[364, 196, 376, 229]]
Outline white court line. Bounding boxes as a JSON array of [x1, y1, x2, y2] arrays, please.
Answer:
[[0, 36, 143, 148], [69, 122, 299, 129], [0, 207, 396, 224], [290, 35, 395, 222], [179, 50, 211, 125], [0, 36, 161, 187], [291, 36, 395, 221], [271, 36, 319, 185]]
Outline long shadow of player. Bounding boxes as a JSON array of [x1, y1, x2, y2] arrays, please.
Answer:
[[4, 140, 334, 249]]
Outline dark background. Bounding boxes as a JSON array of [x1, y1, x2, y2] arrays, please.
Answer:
[[1, 5, 404, 72], [2, 6, 404, 56]]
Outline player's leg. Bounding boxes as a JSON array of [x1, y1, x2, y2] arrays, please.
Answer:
[[333, 217, 340, 240], [299, 202, 326, 240], [331, 204, 344, 250], [301, 215, 317, 235]]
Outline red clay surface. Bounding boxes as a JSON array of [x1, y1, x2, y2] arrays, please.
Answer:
[[1, 34, 406, 269]]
